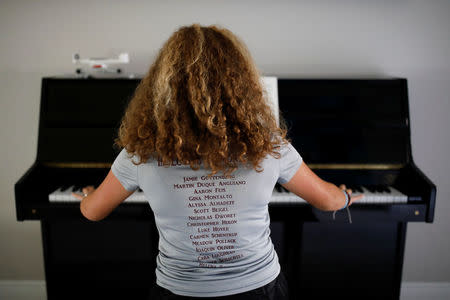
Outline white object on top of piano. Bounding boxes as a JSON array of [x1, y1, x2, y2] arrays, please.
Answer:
[[72, 52, 130, 75], [261, 76, 279, 126], [72, 53, 130, 68]]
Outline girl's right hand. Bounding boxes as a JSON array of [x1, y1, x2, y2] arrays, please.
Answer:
[[339, 184, 364, 206]]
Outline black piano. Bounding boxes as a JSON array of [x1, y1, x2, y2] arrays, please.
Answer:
[[15, 76, 436, 300]]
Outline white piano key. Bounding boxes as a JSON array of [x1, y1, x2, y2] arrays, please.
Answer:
[[62, 186, 75, 201], [271, 191, 307, 204], [124, 190, 145, 203], [49, 187, 62, 201]]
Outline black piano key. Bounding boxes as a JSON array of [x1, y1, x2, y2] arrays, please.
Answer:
[[346, 185, 357, 193], [349, 185, 360, 193], [73, 184, 83, 193], [60, 184, 71, 192], [355, 186, 364, 193], [378, 185, 388, 193], [375, 185, 384, 193], [364, 185, 376, 193], [275, 184, 282, 193], [346, 185, 363, 194]]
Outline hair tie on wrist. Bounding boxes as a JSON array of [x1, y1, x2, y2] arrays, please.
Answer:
[[341, 190, 350, 210], [332, 190, 353, 224]]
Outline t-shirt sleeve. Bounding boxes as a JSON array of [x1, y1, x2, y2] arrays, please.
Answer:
[[277, 142, 303, 184], [111, 148, 139, 191]]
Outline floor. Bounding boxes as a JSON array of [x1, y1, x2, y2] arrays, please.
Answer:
[[0, 281, 449, 300]]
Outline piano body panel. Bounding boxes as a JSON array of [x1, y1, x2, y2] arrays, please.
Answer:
[[14, 163, 54, 221], [15, 162, 38, 221], [15, 164, 112, 221], [38, 213, 408, 300], [38, 127, 119, 163], [269, 203, 428, 223], [19, 201, 430, 223], [40, 218, 158, 300], [395, 162, 437, 223], [289, 221, 407, 300]]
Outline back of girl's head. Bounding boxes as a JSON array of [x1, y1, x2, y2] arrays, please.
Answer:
[[116, 24, 288, 175]]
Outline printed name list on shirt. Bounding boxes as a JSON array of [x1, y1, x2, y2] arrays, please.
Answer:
[[173, 174, 246, 268]]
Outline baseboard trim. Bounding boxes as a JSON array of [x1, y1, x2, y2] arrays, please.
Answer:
[[0, 280, 46, 300], [0, 280, 449, 299], [401, 282, 450, 300]]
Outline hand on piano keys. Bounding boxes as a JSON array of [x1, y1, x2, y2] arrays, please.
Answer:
[[71, 185, 95, 200], [338, 184, 365, 205], [49, 185, 146, 203], [49, 184, 407, 205]]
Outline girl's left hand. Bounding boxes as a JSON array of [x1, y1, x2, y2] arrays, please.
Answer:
[[72, 185, 96, 200]]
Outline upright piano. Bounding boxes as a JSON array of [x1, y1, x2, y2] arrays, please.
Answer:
[[15, 76, 436, 300]]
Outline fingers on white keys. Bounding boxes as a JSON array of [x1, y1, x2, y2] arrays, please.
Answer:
[[82, 185, 95, 195], [352, 194, 364, 201], [71, 192, 83, 200]]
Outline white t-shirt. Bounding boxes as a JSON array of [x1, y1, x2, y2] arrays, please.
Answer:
[[111, 142, 302, 297]]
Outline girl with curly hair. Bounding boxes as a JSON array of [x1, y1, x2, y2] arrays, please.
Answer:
[[73, 24, 361, 299]]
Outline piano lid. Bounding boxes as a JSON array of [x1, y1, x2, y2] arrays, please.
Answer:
[[278, 78, 411, 167]]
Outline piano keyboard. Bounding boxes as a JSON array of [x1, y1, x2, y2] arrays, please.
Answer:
[[49, 185, 408, 204], [271, 185, 407, 204], [48, 185, 147, 203]]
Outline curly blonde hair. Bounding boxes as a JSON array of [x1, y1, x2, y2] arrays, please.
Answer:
[[115, 24, 288, 175]]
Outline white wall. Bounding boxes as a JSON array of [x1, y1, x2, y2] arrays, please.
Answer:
[[1, 0, 449, 282]]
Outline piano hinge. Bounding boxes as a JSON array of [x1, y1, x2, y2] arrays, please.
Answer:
[[43, 162, 112, 168], [308, 163, 405, 170]]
